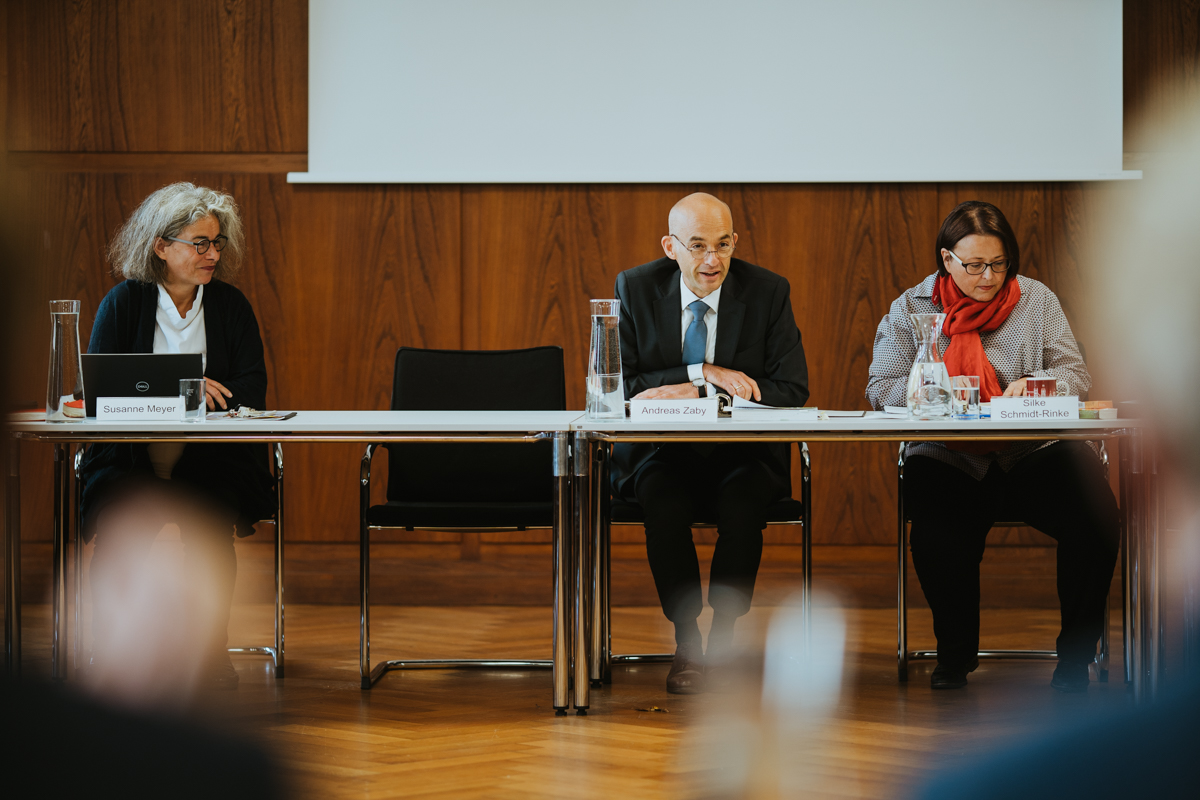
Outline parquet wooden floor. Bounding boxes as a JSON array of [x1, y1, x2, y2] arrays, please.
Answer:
[[14, 603, 1133, 799]]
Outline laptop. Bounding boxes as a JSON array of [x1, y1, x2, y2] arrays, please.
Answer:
[[82, 353, 204, 418]]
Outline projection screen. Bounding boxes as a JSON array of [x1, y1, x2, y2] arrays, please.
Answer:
[[290, 0, 1137, 184]]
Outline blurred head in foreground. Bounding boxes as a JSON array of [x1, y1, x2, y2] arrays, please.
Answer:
[[685, 596, 851, 798], [84, 486, 231, 709], [1092, 94, 1200, 486]]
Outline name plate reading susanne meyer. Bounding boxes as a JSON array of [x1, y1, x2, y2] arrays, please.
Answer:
[[96, 397, 185, 422], [990, 395, 1079, 421], [629, 397, 719, 421]]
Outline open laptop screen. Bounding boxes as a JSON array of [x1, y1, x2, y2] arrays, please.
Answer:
[[81, 353, 204, 418]]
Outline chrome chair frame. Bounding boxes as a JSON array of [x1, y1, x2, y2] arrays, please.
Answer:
[[358, 442, 560, 691], [896, 441, 1120, 682], [586, 440, 812, 685], [71, 443, 286, 677]]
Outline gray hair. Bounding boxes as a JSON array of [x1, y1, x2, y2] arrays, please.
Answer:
[[108, 182, 245, 283]]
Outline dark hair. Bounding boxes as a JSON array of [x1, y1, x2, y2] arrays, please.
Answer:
[[934, 200, 1020, 281]]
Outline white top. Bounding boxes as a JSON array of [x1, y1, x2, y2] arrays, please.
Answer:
[[153, 284, 207, 371], [680, 274, 720, 387], [150, 284, 206, 478]]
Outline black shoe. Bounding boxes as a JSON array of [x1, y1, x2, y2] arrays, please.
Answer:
[[666, 642, 705, 694], [931, 657, 979, 690], [206, 652, 240, 690], [1051, 661, 1089, 694]]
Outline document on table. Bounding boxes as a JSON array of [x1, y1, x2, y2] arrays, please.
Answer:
[[729, 396, 818, 421], [824, 410, 866, 418]]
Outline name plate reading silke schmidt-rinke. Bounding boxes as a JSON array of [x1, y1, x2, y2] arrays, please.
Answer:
[[96, 397, 185, 422], [990, 395, 1079, 421], [629, 397, 719, 421]]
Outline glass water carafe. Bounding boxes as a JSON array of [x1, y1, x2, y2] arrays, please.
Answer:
[[586, 299, 625, 419], [906, 312, 952, 419], [47, 299, 85, 422]]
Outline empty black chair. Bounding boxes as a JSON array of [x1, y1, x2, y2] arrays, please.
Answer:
[[359, 346, 566, 688]]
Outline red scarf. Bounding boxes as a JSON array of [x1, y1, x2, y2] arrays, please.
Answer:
[[931, 274, 1021, 402]]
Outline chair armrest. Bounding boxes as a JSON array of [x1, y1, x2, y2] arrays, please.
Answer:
[[361, 443, 379, 488]]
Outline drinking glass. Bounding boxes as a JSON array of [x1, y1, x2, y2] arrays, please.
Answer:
[[1025, 377, 1057, 397], [180, 378, 207, 422], [952, 375, 981, 420]]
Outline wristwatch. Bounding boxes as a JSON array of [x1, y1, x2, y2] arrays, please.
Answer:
[[692, 377, 708, 397]]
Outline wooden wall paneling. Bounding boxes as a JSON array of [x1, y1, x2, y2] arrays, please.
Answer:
[[6, 0, 307, 153], [275, 183, 463, 541], [7, 173, 462, 544], [1124, 0, 1200, 151], [462, 185, 682, 409]]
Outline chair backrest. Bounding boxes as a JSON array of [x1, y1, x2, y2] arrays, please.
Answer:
[[385, 346, 566, 504]]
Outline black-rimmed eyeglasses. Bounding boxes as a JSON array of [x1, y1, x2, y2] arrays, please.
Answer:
[[947, 249, 1009, 275], [165, 235, 228, 255], [672, 233, 735, 260]]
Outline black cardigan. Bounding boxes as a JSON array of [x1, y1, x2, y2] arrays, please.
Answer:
[[78, 279, 277, 537]]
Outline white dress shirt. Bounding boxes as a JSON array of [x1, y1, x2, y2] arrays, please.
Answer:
[[680, 274, 720, 389], [149, 284, 207, 479], [153, 283, 208, 370]]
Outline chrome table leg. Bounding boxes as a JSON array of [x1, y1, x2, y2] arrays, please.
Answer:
[[551, 432, 571, 714], [588, 438, 606, 686], [359, 444, 375, 690], [274, 443, 285, 678], [573, 432, 590, 713]]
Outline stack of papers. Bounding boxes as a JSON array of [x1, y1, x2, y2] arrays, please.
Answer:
[[729, 397, 818, 421]]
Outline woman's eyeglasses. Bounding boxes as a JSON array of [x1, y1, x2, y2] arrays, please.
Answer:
[[947, 249, 1009, 275], [165, 235, 228, 255]]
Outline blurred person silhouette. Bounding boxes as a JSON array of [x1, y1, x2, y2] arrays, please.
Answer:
[[79, 183, 276, 689], [917, 83, 1200, 799]]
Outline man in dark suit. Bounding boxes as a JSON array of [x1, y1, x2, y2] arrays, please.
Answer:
[[613, 192, 809, 694]]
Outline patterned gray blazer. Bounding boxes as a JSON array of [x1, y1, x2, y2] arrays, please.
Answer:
[[866, 273, 1092, 479]]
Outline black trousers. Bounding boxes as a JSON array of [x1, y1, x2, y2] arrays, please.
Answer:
[[633, 443, 788, 623], [904, 441, 1120, 668]]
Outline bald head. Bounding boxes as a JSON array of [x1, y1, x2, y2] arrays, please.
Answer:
[[662, 193, 738, 298], [668, 192, 733, 235]]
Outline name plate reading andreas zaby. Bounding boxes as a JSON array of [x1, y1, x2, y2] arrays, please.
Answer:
[[96, 397, 184, 422], [629, 397, 719, 421], [990, 395, 1079, 421]]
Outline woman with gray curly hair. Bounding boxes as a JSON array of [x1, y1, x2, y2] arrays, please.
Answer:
[[79, 182, 276, 690]]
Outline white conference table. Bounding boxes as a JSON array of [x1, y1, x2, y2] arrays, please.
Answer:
[[568, 412, 1156, 711], [4, 410, 1160, 714], [4, 410, 583, 711]]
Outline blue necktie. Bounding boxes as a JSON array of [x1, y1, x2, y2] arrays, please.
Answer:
[[682, 299, 709, 366]]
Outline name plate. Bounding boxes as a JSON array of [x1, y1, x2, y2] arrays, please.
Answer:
[[96, 397, 184, 422], [629, 397, 718, 421], [990, 395, 1079, 421]]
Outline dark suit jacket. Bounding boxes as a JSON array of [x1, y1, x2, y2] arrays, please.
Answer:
[[78, 279, 276, 537], [611, 257, 809, 499]]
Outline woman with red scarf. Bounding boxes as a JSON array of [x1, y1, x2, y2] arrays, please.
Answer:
[[866, 201, 1119, 694]]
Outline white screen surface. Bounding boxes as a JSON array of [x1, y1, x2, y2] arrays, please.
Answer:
[[292, 0, 1136, 184]]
